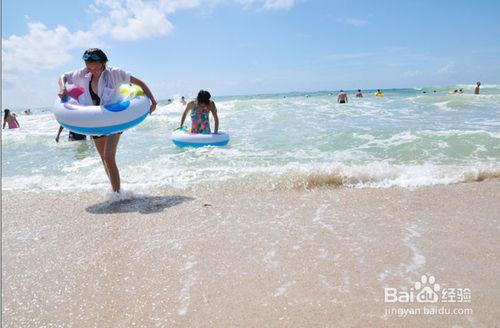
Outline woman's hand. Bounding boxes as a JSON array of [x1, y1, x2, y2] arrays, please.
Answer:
[[150, 100, 157, 114], [58, 88, 67, 99]]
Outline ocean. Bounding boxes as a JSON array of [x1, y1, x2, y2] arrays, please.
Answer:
[[2, 85, 500, 191]]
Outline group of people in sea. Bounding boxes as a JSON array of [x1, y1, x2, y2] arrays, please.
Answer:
[[2, 108, 32, 129], [335, 89, 384, 103], [444, 82, 481, 95], [334, 82, 482, 104], [166, 96, 187, 105], [2, 47, 487, 193]]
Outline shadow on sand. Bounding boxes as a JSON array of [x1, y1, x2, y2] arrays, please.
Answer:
[[86, 195, 194, 215]]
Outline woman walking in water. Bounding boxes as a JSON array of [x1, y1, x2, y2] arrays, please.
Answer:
[[57, 48, 157, 192]]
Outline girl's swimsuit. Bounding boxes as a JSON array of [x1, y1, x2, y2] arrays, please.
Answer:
[[7, 120, 19, 129], [190, 103, 211, 134], [89, 80, 101, 106]]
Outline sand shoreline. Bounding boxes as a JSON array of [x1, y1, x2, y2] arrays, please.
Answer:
[[2, 180, 500, 327]]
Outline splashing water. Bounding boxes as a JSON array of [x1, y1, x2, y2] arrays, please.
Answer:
[[2, 86, 500, 191]]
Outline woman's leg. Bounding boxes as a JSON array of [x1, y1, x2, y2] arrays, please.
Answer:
[[93, 137, 111, 180], [103, 134, 121, 192], [93, 134, 122, 192]]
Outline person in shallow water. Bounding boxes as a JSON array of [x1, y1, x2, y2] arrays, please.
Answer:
[[3, 109, 20, 129], [179, 90, 219, 134], [337, 90, 348, 103], [57, 48, 157, 193], [474, 81, 481, 95]]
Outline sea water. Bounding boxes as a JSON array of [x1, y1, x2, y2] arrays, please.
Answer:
[[2, 85, 500, 191]]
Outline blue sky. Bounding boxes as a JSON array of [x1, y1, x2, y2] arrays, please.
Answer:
[[3, 0, 500, 108]]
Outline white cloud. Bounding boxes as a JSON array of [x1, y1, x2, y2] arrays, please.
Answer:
[[91, 0, 174, 41], [159, 0, 203, 14], [2, 22, 95, 77], [335, 17, 369, 27], [2, 0, 297, 96], [89, 0, 296, 41]]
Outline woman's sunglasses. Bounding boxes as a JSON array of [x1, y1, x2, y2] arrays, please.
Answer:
[[82, 53, 102, 61]]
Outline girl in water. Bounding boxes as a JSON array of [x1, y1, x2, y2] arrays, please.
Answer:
[[179, 90, 219, 134]]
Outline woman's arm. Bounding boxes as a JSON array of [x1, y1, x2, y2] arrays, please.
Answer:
[[211, 102, 219, 134], [130, 76, 157, 113], [58, 75, 67, 99], [180, 102, 192, 128]]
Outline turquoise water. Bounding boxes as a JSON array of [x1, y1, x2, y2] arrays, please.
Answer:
[[2, 85, 500, 191]]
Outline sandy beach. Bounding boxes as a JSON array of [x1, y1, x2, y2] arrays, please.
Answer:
[[2, 180, 499, 327], [4, 1, 500, 327]]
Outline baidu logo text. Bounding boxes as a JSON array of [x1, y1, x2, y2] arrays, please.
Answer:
[[384, 275, 471, 304]]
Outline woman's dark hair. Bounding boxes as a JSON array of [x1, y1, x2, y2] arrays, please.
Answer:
[[197, 90, 211, 105], [4, 109, 10, 120], [83, 48, 108, 64]]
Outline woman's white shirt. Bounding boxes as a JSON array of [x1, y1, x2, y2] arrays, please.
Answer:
[[63, 67, 131, 105]]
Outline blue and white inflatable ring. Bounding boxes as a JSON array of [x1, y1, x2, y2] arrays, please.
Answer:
[[171, 128, 230, 147], [53, 83, 150, 136]]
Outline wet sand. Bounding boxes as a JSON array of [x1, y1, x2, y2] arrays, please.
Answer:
[[2, 180, 500, 327]]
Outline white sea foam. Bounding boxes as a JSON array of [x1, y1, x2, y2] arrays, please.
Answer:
[[2, 88, 500, 191], [105, 190, 145, 203]]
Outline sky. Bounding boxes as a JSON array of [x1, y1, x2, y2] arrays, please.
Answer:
[[2, 0, 500, 108]]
